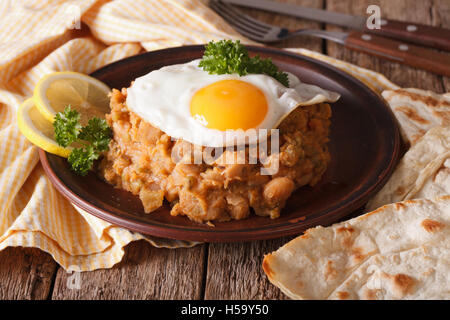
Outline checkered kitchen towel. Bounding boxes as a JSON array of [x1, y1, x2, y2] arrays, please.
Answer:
[[0, 0, 400, 271]]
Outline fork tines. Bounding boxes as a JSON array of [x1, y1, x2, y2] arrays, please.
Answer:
[[209, 0, 272, 40]]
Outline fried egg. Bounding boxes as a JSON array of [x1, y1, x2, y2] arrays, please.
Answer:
[[126, 59, 340, 147]]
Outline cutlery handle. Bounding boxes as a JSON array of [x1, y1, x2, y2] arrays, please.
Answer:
[[345, 31, 450, 77], [366, 19, 450, 52]]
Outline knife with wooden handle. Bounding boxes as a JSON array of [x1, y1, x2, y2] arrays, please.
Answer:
[[344, 31, 450, 77], [368, 19, 450, 52], [224, 0, 450, 52]]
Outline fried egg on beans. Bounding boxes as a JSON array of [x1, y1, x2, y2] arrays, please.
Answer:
[[126, 59, 340, 147]]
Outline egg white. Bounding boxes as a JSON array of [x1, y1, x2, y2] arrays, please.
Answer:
[[126, 59, 340, 147]]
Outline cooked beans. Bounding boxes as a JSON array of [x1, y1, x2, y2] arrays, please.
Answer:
[[100, 90, 331, 223], [263, 177, 295, 206]]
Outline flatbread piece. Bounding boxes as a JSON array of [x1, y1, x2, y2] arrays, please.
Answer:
[[382, 88, 450, 146], [366, 126, 450, 211], [263, 196, 450, 300]]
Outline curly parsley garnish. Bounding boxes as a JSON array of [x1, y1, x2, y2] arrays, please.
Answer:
[[67, 145, 99, 176], [53, 106, 112, 176], [199, 40, 289, 87], [79, 117, 112, 152], [54, 106, 82, 148]]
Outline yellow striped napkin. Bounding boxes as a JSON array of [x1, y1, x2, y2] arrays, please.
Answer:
[[0, 0, 399, 271]]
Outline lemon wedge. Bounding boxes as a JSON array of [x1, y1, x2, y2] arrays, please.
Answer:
[[33, 71, 110, 125], [17, 98, 72, 157]]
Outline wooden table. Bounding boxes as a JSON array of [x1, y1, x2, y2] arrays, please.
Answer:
[[1, 0, 449, 300]]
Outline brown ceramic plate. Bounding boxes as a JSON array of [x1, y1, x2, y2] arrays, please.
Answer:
[[39, 45, 401, 242]]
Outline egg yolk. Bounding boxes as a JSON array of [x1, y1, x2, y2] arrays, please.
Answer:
[[190, 80, 268, 131]]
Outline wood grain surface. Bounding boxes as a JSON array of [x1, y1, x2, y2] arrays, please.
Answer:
[[0, 0, 448, 300], [51, 241, 207, 299], [0, 247, 57, 299]]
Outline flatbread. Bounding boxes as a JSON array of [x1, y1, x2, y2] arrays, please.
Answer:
[[328, 239, 449, 300], [366, 126, 450, 211], [262, 196, 450, 300], [382, 88, 450, 146]]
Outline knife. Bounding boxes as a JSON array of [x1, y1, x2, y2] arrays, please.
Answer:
[[224, 0, 450, 52]]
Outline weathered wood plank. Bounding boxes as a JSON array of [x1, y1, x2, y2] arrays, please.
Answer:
[[204, 238, 293, 300], [433, 0, 450, 92], [0, 247, 58, 300], [204, 0, 324, 300], [326, 0, 448, 93], [51, 241, 206, 299]]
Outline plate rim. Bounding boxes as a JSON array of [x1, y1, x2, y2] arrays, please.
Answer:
[[39, 44, 401, 242]]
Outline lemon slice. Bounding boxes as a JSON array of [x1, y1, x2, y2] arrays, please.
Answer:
[[33, 71, 110, 125], [17, 98, 72, 157]]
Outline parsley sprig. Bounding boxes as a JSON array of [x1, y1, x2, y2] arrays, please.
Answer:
[[199, 40, 289, 87], [53, 106, 112, 176], [54, 106, 82, 148]]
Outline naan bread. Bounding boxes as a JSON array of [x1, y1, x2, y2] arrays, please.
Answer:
[[262, 196, 450, 300], [366, 126, 450, 211], [382, 88, 450, 146]]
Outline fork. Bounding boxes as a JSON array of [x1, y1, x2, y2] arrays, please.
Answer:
[[210, 0, 450, 77]]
